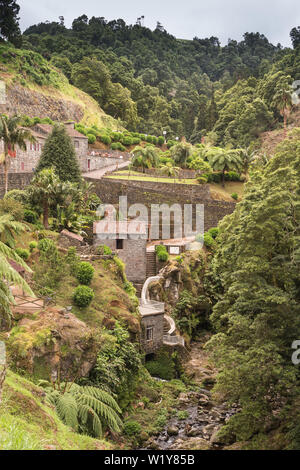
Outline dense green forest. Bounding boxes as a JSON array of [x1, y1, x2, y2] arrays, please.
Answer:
[[19, 17, 300, 147]]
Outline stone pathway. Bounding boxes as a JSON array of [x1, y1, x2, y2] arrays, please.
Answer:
[[82, 160, 130, 179]]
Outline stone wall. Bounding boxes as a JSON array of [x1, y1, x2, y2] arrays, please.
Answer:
[[137, 167, 198, 179], [0, 172, 33, 197], [0, 84, 84, 122], [85, 177, 236, 232], [94, 236, 147, 283], [141, 312, 164, 354]]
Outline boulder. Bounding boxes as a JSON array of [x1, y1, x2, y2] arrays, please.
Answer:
[[7, 307, 100, 380], [167, 425, 179, 436]]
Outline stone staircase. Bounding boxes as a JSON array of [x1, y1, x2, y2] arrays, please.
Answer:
[[146, 251, 157, 277]]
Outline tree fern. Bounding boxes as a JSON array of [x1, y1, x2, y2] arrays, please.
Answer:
[[45, 383, 123, 438], [0, 215, 33, 327]]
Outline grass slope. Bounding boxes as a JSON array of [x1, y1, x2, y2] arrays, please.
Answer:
[[0, 370, 111, 450], [0, 44, 123, 130]]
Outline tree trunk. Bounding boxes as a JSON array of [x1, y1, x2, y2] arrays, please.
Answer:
[[0, 363, 6, 405], [222, 169, 225, 187], [43, 199, 49, 229], [4, 154, 8, 195], [283, 111, 287, 138]]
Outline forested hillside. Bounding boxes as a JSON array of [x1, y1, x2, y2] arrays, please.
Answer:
[[20, 17, 300, 147]]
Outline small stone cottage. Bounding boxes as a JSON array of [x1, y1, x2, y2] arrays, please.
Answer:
[[93, 220, 148, 284]]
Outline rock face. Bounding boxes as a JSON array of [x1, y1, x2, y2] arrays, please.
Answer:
[[8, 307, 100, 380], [1, 84, 84, 122]]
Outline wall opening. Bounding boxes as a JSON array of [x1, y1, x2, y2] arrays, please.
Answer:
[[116, 239, 124, 250], [146, 326, 154, 341]]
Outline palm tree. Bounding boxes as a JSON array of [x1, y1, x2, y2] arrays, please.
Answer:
[[272, 78, 293, 137], [0, 115, 36, 194], [27, 168, 60, 229], [159, 162, 180, 184], [239, 147, 259, 178], [45, 382, 123, 438], [131, 146, 159, 172], [206, 147, 243, 187], [170, 142, 192, 168], [0, 215, 33, 328]]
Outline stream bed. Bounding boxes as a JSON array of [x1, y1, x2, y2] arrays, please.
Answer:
[[145, 340, 238, 450]]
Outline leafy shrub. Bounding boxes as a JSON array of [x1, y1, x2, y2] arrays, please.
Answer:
[[203, 233, 215, 248], [121, 136, 133, 146], [4, 189, 27, 204], [167, 140, 176, 149], [87, 133, 96, 144], [37, 238, 56, 252], [29, 241, 38, 252], [155, 245, 169, 262], [73, 285, 94, 307], [23, 209, 38, 224], [231, 192, 239, 200], [0, 198, 24, 221], [158, 136, 165, 146], [227, 171, 242, 182], [97, 244, 113, 255], [177, 410, 189, 420], [15, 248, 29, 260], [76, 262, 95, 285], [123, 420, 142, 436], [146, 135, 153, 143], [111, 142, 119, 150], [152, 136, 158, 145], [208, 227, 219, 239], [197, 176, 208, 185], [100, 135, 111, 145]]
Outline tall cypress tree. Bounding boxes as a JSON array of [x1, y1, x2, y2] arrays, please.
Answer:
[[0, 0, 22, 47], [36, 125, 81, 182]]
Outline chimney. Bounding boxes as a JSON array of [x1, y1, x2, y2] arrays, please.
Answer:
[[64, 121, 75, 129]]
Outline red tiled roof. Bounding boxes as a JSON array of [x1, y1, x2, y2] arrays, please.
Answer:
[[60, 229, 84, 242]]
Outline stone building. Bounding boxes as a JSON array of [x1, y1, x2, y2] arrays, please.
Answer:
[[139, 303, 165, 355], [93, 220, 147, 284], [0, 121, 89, 173]]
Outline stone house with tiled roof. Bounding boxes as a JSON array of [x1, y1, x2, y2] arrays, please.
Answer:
[[0, 121, 90, 173]]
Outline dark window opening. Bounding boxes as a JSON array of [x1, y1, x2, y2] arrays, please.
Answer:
[[145, 353, 155, 362], [146, 326, 154, 341], [116, 239, 124, 250]]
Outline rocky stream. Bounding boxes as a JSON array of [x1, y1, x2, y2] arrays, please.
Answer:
[[145, 341, 238, 450]]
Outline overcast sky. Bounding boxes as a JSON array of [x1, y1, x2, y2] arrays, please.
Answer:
[[18, 0, 300, 47]]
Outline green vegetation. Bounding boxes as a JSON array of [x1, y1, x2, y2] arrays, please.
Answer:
[[155, 245, 169, 263], [0, 114, 36, 194], [76, 262, 95, 285], [72, 285, 94, 307], [206, 128, 300, 446], [45, 382, 122, 438], [36, 125, 81, 182]]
